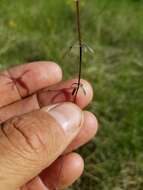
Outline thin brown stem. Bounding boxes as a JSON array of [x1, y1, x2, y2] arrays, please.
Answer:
[[74, 0, 83, 102]]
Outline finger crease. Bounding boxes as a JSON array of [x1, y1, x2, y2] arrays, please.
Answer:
[[0, 125, 32, 161], [12, 123, 36, 151], [6, 70, 23, 99]]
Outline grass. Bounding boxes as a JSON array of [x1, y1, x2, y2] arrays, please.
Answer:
[[0, 0, 143, 189]]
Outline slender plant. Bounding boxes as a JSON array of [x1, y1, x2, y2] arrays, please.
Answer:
[[41, 0, 86, 105], [73, 0, 83, 102]]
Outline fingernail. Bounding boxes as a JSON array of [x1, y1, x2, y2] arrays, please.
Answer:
[[42, 102, 83, 135]]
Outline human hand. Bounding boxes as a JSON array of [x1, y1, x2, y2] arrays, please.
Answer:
[[0, 62, 98, 190]]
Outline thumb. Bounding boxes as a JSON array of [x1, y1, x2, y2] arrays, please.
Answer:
[[0, 102, 83, 190]]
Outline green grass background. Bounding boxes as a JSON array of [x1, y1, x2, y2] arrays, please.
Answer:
[[0, 0, 143, 189]]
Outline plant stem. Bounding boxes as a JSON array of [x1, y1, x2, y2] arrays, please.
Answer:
[[74, 0, 83, 102]]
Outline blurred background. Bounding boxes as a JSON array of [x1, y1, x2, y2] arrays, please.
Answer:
[[0, 0, 143, 189]]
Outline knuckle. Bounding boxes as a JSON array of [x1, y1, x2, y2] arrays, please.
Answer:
[[2, 116, 49, 156]]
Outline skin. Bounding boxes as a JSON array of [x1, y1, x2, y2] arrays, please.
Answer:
[[0, 61, 98, 190]]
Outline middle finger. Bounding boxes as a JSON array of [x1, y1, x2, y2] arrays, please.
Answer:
[[0, 79, 93, 123]]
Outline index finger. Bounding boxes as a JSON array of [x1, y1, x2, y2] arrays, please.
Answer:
[[0, 61, 62, 108]]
